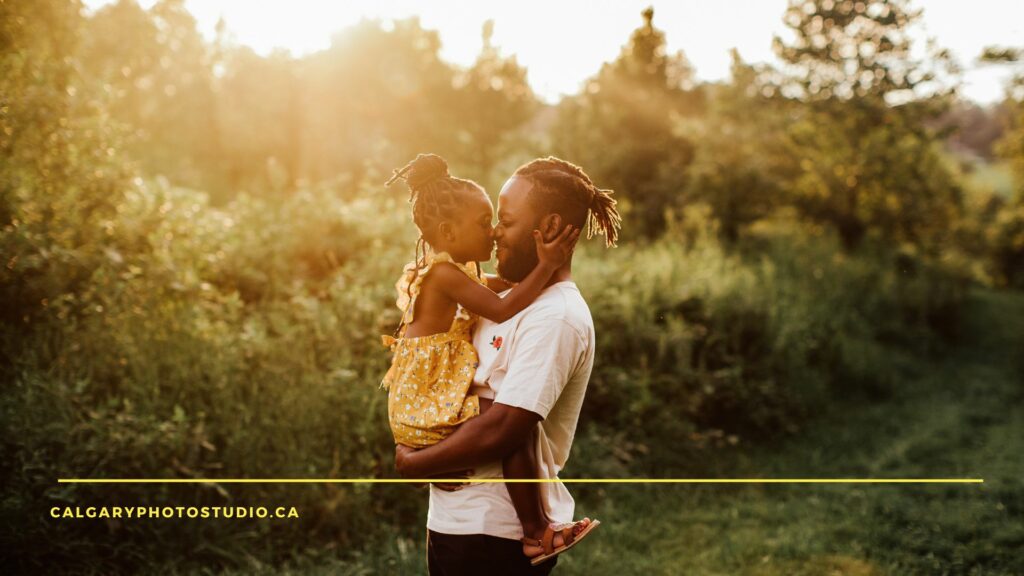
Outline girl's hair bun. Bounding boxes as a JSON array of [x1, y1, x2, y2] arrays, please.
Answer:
[[405, 153, 449, 190]]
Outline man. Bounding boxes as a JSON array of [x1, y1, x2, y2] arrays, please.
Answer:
[[395, 157, 622, 575]]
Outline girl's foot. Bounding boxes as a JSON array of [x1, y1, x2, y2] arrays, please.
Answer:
[[521, 518, 593, 559]]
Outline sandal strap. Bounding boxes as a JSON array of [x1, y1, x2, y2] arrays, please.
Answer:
[[541, 525, 556, 555], [520, 536, 542, 546], [562, 525, 575, 546]]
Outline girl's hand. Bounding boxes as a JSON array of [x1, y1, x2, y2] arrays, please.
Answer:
[[535, 225, 581, 270]]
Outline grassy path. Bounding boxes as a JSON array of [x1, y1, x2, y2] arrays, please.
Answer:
[[552, 288, 1023, 575], [249, 288, 1024, 575]]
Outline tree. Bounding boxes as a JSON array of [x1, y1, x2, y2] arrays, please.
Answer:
[[1, 0, 132, 328], [80, 0, 219, 193], [450, 21, 537, 191], [215, 46, 302, 195], [772, 0, 962, 250], [551, 7, 701, 238], [981, 46, 1024, 199], [936, 101, 1010, 161], [300, 18, 460, 186], [978, 45, 1024, 286], [685, 51, 790, 243]]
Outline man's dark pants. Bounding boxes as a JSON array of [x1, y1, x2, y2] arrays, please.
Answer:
[[427, 530, 557, 575]]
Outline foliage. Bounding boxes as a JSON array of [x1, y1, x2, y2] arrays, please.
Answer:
[[1, 0, 132, 332], [80, 0, 219, 193], [214, 46, 301, 196], [2, 179, 417, 572], [937, 100, 1011, 160], [770, 0, 963, 250], [551, 8, 702, 239], [979, 44, 1024, 286], [449, 21, 539, 192], [773, 0, 953, 103], [2, 170, 966, 571], [569, 212, 966, 475], [61, 3, 540, 200], [298, 18, 461, 188], [986, 201, 1024, 287], [683, 51, 790, 243], [1, 0, 1014, 572]]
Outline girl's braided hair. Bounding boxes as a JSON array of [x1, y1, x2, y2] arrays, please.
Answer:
[[385, 153, 484, 330], [513, 156, 621, 247]]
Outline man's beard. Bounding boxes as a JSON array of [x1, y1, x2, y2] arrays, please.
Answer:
[[496, 236, 538, 283]]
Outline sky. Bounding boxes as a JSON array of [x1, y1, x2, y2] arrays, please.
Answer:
[[83, 0, 1023, 104]]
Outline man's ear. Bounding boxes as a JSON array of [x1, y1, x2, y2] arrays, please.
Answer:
[[539, 213, 563, 242]]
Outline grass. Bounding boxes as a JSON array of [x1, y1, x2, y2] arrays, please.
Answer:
[[562, 288, 1023, 575], [251, 287, 1024, 575]]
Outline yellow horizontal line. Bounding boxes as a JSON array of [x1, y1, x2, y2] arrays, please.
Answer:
[[58, 478, 985, 484]]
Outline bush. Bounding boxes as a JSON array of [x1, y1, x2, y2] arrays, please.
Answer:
[[2, 177, 424, 572], [1, 177, 968, 572], [569, 214, 967, 477]]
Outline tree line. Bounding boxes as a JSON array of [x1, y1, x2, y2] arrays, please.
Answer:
[[3, 0, 1023, 279]]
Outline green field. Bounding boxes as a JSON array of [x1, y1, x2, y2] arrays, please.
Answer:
[[241, 288, 1023, 575]]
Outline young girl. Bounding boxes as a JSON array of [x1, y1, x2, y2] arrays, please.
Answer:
[[380, 153, 597, 565]]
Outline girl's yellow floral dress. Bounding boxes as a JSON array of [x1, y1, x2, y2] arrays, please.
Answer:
[[380, 251, 485, 448]]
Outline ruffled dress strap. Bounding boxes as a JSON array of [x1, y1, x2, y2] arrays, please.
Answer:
[[392, 250, 483, 328]]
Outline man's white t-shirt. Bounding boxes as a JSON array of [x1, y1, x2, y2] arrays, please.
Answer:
[[427, 281, 596, 540]]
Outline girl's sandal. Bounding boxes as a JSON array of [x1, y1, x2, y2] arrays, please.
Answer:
[[521, 519, 601, 566]]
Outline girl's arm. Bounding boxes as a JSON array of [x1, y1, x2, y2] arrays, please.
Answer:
[[484, 274, 514, 293], [430, 226, 579, 323]]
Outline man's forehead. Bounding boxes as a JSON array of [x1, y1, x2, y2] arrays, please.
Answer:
[[498, 176, 533, 213]]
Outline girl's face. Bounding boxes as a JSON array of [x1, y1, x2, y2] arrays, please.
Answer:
[[442, 189, 494, 264]]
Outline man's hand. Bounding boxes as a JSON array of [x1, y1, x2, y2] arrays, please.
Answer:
[[395, 444, 417, 477], [431, 470, 474, 492], [395, 445, 472, 491]]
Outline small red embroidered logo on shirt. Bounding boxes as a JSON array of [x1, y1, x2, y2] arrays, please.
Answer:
[[490, 336, 503, 350]]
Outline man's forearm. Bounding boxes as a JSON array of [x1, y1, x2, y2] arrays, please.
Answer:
[[399, 404, 540, 477], [403, 426, 504, 478]]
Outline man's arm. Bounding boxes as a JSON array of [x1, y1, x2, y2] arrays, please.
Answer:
[[395, 402, 541, 478], [397, 307, 584, 478]]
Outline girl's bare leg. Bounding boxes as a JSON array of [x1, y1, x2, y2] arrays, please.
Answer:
[[480, 398, 587, 556], [502, 427, 549, 545]]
